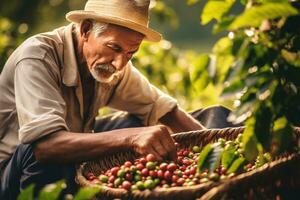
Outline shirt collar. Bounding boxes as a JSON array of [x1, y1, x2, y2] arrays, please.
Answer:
[[62, 23, 79, 87]]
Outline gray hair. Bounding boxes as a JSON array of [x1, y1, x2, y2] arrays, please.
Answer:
[[76, 20, 108, 37], [91, 21, 108, 37]]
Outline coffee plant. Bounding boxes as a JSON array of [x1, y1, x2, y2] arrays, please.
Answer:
[[188, 0, 300, 160]]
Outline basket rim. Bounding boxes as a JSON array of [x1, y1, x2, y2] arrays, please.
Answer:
[[197, 153, 300, 200]]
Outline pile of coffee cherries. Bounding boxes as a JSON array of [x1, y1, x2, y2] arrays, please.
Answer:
[[85, 143, 235, 191]]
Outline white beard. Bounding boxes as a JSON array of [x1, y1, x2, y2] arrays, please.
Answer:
[[90, 64, 122, 84]]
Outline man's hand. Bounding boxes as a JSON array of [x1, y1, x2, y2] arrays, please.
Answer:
[[128, 125, 177, 161]]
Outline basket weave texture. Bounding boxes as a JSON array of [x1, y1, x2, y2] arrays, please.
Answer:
[[76, 127, 300, 200]]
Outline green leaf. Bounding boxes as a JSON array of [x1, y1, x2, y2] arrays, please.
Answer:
[[253, 102, 272, 150], [201, 0, 236, 25], [190, 54, 210, 82], [197, 144, 213, 172], [227, 157, 246, 173], [74, 187, 101, 200], [212, 37, 232, 55], [38, 180, 66, 200], [190, 54, 211, 91], [281, 50, 300, 68], [207, 144, 223, 173], [18, 184, 34, 200], [271, 117, 294, 156], [213, 15, 236, 33], [229, 3, 299, 29], [242, 118, 260, 161], [221, 146, 236, 169], [221, 79, 245, 99], [214, 55, 234, 83]]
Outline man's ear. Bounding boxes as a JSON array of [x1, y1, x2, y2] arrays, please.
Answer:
[[80, 20, 93, 41]]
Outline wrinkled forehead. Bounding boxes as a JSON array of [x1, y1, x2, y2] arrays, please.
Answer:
[[106, 23, 145, 40]]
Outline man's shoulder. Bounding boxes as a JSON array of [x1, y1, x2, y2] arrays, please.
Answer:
[[12, 26, 67, 64]]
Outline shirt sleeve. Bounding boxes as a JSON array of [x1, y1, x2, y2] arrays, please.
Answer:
[[107, 62, 178, 126], [14, 57, 69, 144]]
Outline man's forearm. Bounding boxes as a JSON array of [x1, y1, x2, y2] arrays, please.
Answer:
[[34, 129, 132, 164], [159, 107, 205, 133], [34, 125, 177, 164]]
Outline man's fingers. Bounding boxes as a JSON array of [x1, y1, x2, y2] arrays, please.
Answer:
[[157, 125, 177, 161], [159, 137, 177, 161], [152, 140, 169, 160], [148, 146, 163, 162]]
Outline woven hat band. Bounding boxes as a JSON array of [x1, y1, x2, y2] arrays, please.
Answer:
[[85, 0, 149, 26]]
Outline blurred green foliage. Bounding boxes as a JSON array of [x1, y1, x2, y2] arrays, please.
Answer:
[[196, 0, 300, 158], [17, 180, 101, 200]]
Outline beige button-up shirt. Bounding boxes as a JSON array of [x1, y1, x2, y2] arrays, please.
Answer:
[[0, 24, 178, 163]]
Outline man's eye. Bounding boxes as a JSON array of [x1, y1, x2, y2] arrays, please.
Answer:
[[109, 45, 122, 52]]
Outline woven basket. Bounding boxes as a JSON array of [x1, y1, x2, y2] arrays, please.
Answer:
[[198, 153, 300, 200], [76, 127, 300, 200]]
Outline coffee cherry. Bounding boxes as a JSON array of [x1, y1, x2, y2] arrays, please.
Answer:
[[124, 161, 132, 167], [171, 183, 177, 187], [182, 159, 191, 166], [182, 150, 189, 156], [159, 163, 168, 171], [189, 166, 196, 175], [167, 163, 177, 172], [134, 174, 142, 182], [114, 178, 123, 187], [131, 185, 138, 191], [86, 172, 96, 180], [219, 166, 227, 175], [172, 175, 179, 183], [149, 170, 157, 178], [139, 157, 147, 165], [108, 175, 116, 183], [209, 173, 219, 181], [146, 162, 156, 170], [130, 165, 137, 173], [136, 181, 145, 190], [117, 169, 126, 178], [99, 175, 108, 183], [141, 168, 149, 176], [164, 170, 172, 180], [111, 167, 120, 176], [154, 178, 160, 186], [144, 179, 155, 189], [176, 178, 185, 186], [146, 154, 156, 162], [125, 173, 133, 181], [136, 163, 144, 170], [192, 146, 201, 153], [107, 183, 114, 188], [121, 181, 131, 190], [157, 170, 164, 179]]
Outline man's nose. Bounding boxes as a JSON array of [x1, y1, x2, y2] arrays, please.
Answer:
[[111, 54, 128, 70]]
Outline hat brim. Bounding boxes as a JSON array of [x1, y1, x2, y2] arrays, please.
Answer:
[[66, 10, 162, 42]]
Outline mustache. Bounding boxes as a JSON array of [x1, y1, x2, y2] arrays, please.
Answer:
[[94, 64, 116, 74]]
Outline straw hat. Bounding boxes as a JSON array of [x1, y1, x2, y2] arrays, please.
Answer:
[[66, 0, 162, 42]]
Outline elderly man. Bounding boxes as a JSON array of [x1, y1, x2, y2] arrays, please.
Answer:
[[0, 0, 209, 199]]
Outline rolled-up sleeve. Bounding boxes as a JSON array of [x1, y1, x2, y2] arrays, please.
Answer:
[[14, 58, 69, 144], [108, 62, 178, 126]]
